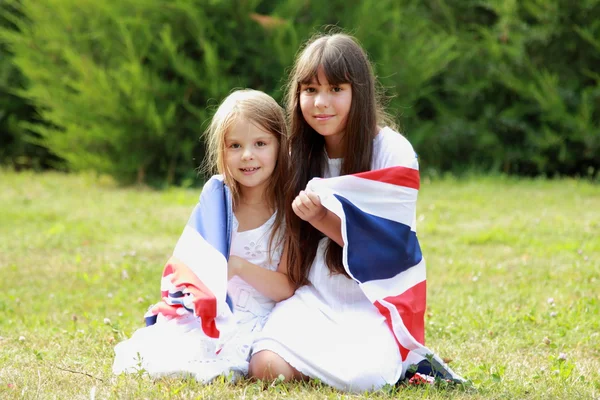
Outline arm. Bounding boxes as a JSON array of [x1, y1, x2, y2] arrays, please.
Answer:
[[228, 243, 295, 302], [292, 190, 344, 247]]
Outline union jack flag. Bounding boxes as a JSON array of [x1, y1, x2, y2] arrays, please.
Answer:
[[144, 176, 235, 341]]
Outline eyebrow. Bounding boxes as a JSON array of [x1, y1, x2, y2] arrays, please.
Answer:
[[225, 134, 273, 142], [254, 135, 273, 141], [300, 76, 320, 85], [300, 80, 349, 87]]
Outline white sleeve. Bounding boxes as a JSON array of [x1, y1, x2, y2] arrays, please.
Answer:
[[372, 128, 419, 170]]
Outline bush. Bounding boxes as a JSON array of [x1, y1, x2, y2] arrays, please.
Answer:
[[1, 0, 297, 185], [391, 0, 600, 176], [0, 1, 54, 170], [1, 0, 598, 181]]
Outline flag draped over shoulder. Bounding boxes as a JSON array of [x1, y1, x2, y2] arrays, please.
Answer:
[[308, 166, 463, 383], [113, 176, 253, 381], [144, 175, 235, 341]]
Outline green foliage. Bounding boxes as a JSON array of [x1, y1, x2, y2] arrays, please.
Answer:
[[400, 0, 600, 176], [0, 0, 296, 185], [1, 0, 599, 183], [0, 1, 54, 170]]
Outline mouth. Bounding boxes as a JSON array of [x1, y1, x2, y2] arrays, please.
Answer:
[[240, 167, 260, 174], [314, 114, 334, 121]]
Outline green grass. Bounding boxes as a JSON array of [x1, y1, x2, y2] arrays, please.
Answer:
[[1, 170, 599, 399]]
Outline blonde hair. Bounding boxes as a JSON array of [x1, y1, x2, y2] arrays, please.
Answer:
[[204, 89, 289, 253]]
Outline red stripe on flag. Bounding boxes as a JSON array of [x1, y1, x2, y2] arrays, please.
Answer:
[[161, 263, 175, 298], [160, 257, 220, 338], [383, 280, 427, 345], [374, 301, 410, 361], [354, 166, 420, 190], [171, 266, 219, 338]]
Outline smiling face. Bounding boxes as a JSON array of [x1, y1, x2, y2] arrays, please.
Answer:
[[224, 118, 279, 197], [299, 66, 352, 157]]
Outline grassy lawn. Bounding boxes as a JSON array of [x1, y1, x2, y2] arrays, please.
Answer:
[[1, 170, 598, 399]]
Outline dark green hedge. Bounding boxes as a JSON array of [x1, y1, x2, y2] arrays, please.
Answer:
[[1, 0, 598, 184]]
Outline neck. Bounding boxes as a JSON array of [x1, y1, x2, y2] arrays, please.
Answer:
[[324, 134, 344, 159], [239, 184, 267, 206]]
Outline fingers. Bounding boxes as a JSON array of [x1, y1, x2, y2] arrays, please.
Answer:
[[293, 191, 313, 216], [305, 191, 321, 206], [298, 191, 316, 210], [292, 190, 324, 222], [291, 196, 308, 219]]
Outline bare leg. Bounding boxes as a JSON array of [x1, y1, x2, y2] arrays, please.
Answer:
[[249, 350, 307, 381]]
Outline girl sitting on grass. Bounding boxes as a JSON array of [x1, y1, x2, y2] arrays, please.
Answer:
[[249, 33, 462, 391], [113, 89, 294, 382]]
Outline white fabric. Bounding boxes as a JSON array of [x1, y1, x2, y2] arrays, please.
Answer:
[[359, 261, 426, 301], [113, 212, 283, 382], [253, 127, 416, 392], [172, 225, 232, 317]]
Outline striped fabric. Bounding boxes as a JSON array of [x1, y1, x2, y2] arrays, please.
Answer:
[[144, 176, 235, 342]]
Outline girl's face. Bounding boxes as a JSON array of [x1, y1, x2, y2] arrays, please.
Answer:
[[224, 118, 279, 196], [299, 66, 352, 157]]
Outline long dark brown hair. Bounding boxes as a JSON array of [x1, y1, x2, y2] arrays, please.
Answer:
[[204, 89, 289, 261], [284, 33, 393, 287]]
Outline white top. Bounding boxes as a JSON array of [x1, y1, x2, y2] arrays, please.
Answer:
[[324, 126, 416, 176], [228, 212, 284, 324]]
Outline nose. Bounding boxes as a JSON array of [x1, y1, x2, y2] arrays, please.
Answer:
[[241, 147, 254, 160], [314, 91, 329, 109]]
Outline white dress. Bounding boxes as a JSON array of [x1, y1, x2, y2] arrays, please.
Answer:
[[113, 212, 283, 381], [252, 127, 418, 392], [224, 212, 283, 362]]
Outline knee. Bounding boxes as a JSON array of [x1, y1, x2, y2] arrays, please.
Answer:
[[249, 350, 295, 381]]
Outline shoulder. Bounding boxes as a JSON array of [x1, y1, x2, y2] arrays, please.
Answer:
[[372, 127, 418, 170]]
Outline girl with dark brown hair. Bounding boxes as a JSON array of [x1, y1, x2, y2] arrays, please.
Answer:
[[248, 33, 427, 392]]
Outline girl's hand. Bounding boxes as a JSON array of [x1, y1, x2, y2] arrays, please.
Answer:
[[292, 190, 327, 223], [227, 255, 244, 280]]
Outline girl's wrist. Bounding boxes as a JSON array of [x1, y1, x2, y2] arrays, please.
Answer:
[[229, 256, 243, 278], [309, 207, 328, 223], [234, 257, 247, 277]]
